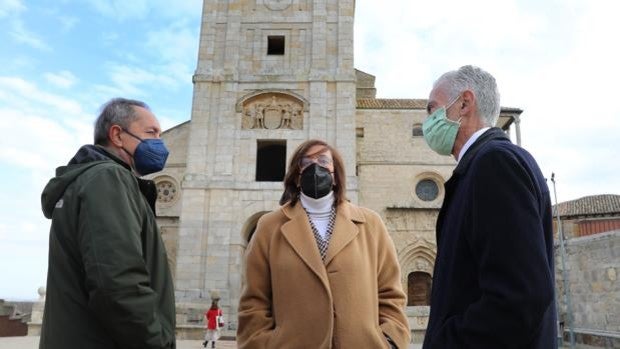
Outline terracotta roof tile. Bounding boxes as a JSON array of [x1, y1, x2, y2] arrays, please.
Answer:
[[554, 194, 620, 217], [356, 98, 523, 114], [356, 98, 427, 110]]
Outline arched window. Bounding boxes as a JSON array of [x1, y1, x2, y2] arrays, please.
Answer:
[[407, 271, 432, 306]]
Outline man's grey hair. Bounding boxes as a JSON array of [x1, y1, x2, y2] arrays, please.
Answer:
[[433, 65, 501, 127], [93, 98, 150, 145]]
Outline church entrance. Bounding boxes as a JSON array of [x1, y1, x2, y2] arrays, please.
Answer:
[[407, 271, 432, 306]]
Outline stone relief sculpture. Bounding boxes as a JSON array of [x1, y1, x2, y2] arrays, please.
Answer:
[[245, 103, 265, 129], [241, 93, 303, 130]]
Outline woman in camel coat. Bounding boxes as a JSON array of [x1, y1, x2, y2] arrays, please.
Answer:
[[237, 139, 410, 349]]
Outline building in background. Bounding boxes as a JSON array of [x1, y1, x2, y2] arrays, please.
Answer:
[[0, 300, 29, 337], [148, 0, 520, 341], [553, 194, 620, 347], [554, 194, 620, 239]]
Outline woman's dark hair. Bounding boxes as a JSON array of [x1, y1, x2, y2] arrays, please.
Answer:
[[210, 301, 219, 310], [279, 139, 347, 206]]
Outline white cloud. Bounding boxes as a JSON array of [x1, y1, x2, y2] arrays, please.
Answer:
[[143, 20, 199, 87], [354, 0, 551, 99], [86, 0, 149, 20], [85, 0, 202, 21], [0, 77, 91, 175], [58, 15, 79, 31], [0, 0, 25, 17], [0, 108, 89, 171], [9, 19, 51, 51], [93, 63, 180, 98], [150, 0, 202, 18], [101, 31, 119, 45], [497, 1, 620, 198], [92, 20, 198, 98], [0, 234, 48, 300], [0, 77, 82, 114], [44, 70, 78, 89], [157, 114, 182, 132], [146, 20, 198, 65]]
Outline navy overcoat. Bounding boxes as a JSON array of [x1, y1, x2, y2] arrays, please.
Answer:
[[423, 128, 557, 349]]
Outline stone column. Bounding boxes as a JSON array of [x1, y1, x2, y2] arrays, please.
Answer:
[[27, 287, 45, 336]]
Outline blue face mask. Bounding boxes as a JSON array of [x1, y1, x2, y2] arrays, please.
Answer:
[[422, 95, 462, 156], [122, 129, 169, 175]]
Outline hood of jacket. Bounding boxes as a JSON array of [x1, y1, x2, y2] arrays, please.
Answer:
[[41, 145, 130, 218]]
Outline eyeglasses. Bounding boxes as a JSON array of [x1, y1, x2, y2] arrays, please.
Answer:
[[299, 154, 333, 169]]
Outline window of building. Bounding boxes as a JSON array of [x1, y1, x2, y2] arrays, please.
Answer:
[[412, 123, 423, 137], [407, 271, 432, 306], [415, 179, 439, 201], [267, 36, 285, 55], [256, 140, 286, 181]]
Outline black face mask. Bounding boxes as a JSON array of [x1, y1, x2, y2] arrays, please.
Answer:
[[300, 163, 333, 199]]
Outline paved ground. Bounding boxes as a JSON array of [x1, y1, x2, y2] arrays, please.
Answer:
[[0, 336, 425, 348], [0, 336, 582, 348]]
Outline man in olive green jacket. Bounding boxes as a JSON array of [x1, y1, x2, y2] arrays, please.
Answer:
[[40, 98, 176, 349]]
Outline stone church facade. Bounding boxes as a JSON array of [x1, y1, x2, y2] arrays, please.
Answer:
[[148, 0, 522, 338]]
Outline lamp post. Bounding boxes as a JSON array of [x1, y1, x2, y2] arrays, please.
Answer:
[[551, 173, 575, 348]]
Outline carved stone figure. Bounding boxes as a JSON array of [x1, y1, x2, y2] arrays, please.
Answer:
[[241, 93, 303, 130]]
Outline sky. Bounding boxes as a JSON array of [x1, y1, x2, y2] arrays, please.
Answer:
[[1, 0, 619, 300]]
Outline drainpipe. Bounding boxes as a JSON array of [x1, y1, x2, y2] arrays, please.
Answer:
[[551, 173, 575, 348]]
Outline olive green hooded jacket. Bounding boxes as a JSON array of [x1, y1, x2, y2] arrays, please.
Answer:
[[40, 145, 175, 349]]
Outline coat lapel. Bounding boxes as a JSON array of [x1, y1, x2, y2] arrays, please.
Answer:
[[281, 203, 329, 286], [324, 202, 364, 266], [437, 127, 509, 241]]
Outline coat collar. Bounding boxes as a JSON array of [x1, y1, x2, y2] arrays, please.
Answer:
[[280, 201, 366, 287], [453, 127, 509, 176]]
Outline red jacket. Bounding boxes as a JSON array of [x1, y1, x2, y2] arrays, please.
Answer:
[[205, 308, 222, 330]]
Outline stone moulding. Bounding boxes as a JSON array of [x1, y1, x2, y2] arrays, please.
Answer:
[[398, 238, 437, 278]]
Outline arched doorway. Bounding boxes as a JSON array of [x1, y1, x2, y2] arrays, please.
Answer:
[[398, 238, 436, 306], [407, 271, 432, 306]]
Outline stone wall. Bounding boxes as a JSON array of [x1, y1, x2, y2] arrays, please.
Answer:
[[556, 230, 620, 347], [355, 108, 454, 297]]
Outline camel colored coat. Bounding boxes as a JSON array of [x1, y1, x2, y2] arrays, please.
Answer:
[[237, 201, 410, 349]]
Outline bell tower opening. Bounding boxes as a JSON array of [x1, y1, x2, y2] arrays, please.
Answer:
[[256, 140, 286, 182], [267, 35, 285, 55]]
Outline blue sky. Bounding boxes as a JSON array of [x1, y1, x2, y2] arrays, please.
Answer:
[[1, 0, 619, 300]]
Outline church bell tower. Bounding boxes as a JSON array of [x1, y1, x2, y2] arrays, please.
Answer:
[[173, 0, 357, 331]]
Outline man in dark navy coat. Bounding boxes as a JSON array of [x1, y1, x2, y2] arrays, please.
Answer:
[[421, 65, 557, 349]]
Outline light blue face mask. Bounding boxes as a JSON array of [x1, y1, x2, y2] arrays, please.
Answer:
[[422, 96, 461, 156]]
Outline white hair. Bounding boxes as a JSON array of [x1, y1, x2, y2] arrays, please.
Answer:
[[433, 65, 501, 127]]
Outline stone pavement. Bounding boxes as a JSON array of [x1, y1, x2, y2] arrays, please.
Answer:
[[0, 337, 582, 348], [0, 336, 427, 349]]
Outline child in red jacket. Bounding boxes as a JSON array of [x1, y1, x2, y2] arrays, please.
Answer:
[[202, 301, 223, 348]]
